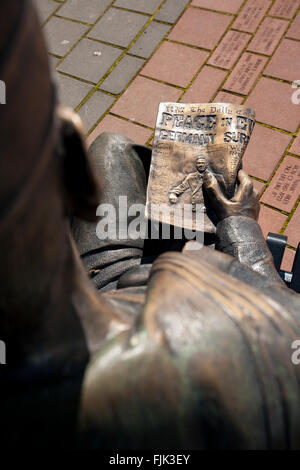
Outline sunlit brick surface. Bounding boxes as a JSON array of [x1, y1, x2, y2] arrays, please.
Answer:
[[36, 0, 300, 253]]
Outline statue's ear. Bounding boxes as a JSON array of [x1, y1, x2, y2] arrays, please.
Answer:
[[56, 106, 101, 222]]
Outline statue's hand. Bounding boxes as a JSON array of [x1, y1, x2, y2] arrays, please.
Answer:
[[203, 169, 260, 221], [169, 193, 178, 204]]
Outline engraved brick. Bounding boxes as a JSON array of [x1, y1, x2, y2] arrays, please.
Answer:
[[168, 8, 233, 49], [232, 0, 272, 33], [100, 55, 145, 94], [191, 0, 244, 13], [43, 17, 88, 57], [284, 204, 300, 248], [87, 114, 152, 147], [57, 39, 122, 84], [130, 22, 170, 58], [77, 92, 115, 132], [156, 0, 189, 23], [264, 39, 300, 83], [214, 91, 244, 104], [114, 0, 162, 14], [269, 0, 300, 19], [141, 42, 209, 87], [111, 76, 182, 128], [243, 125, 291, 180], [223, 53, 267, 95], [181, 66, 227, 102], [248, 17, 288, 55], [287, 11, 300, 40], [290, 134, 300, 156], [245, 78, 300, 132], [55, 73, 92, 109], [281, 248, 295, 272], [57, 0, 111, 24], [258, 205, 287, 238], [208, 30, 251, 69], [88, 9, 148, 48], [261, 155, 300, 212]]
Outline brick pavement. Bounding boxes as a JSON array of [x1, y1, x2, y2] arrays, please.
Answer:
[[34, 0, 300, 271]]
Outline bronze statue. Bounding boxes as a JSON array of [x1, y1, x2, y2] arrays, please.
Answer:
[[1, 0, 300, 450]]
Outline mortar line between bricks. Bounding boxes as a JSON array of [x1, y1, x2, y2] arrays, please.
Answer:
[[285, 2, 300, 39], [138, 74, 186, 91], [188, 5, 237, 16], [53, 14, 93, 26], [281, 197, 300, 236], [41, 2, 64, 26], [260, 202, 289, 216], [109, 6, 152, 17], [56, 70, 97, 86], [83, 36, 126, 51], [258, 143, 300, 202], [80, 0, 171, 135], [165, 39, 211, 52], [108, 112, 155, 132]]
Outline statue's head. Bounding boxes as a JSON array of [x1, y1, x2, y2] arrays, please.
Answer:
[[0, 0, 101, 236], [0, 0, 101, 349], [195, 156, 207, 173]]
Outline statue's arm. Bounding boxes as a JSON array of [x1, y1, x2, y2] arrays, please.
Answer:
[[171, 175, 190, 195], [203, 170, 284, 285]]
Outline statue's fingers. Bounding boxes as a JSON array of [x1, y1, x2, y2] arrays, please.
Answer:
[[233, 170, 253, 201], [203, 171, 228, 205]]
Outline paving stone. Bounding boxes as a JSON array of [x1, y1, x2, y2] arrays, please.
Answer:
[[100, 55, 145, 94], [57, 0, 111, 24], [251, 179, 265, 196], [57, 39, 122, 84], [261, 155, 300, 212], [155, 0, 189, 23], [168, 8, 233, 50], [78, 92, 115, 132], [247, 17, 288, 55], [111, 76, 182, 128], [243, 125, 291, 180], [141, 42, 208, 87], [284, 204, 300, 248], [55, 73, 92, 108], [87, 114, 152, 147], [191, 0, 244, 13], [269, 0, 300, 19], [208, 30, 251, 69], [214, 91, 244, 104], [88, 8, 148, 48], [34, 0, 59, 23], [114, 0, 162, 14], [264, 39, 300, 83], [258, 205, 287, 238], [43, 17, 88, 57], [130, 21, 170, 58], [232, 0, 272, 33], [287, 11, 300, 40], [245, 77, 300, 132], [181, 66, 227, 102], [290, 134, 300, 156], [281, 247, 295, 272], [223, 53, 267, 95]]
